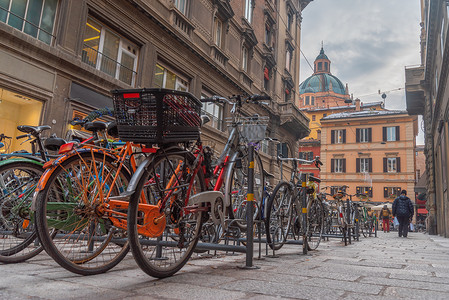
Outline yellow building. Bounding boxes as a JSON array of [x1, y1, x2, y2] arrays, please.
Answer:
[[320, 108, 418, 204]]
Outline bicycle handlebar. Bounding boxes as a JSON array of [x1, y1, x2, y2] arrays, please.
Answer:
[[0, 133, 12, 141], [16, 134, 30, 140]]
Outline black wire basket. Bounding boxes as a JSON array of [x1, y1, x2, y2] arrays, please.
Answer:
[[112, 88, 201, 144]]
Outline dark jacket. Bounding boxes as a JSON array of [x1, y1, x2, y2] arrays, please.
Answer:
[[392, 195, 414, 218]]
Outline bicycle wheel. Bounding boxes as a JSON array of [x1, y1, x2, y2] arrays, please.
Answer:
[[127, 150, 205, 278], [35, 151, 131, 275], [227, 151, 264, 229], [265, 181, 293, 250], [306, 196, 324, 251], [0, 161, 45, 263]]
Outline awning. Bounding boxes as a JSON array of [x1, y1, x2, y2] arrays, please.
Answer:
[[417, 208, 428, 215]]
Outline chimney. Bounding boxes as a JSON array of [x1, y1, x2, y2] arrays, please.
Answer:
[[355, 98, 361, 111]]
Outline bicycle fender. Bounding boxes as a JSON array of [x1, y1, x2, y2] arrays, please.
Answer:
[[0, 157, 44, 167], [223, 151, 240, 208]]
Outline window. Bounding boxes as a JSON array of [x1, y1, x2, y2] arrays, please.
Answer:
[[357, 128, 372, 143], [312, 115, 316, 121], [284, 86, 291, 102], [299, 151, 313, 161], [82, 17, 139, 86], [154, 63, 188, 91], [261, 139, 269, 154], [0, 0, 58, 44], [174, 0, 188, 15], [305, 96, 310, 105], [384, 187, 401, 198], [330, 186, 340, 196], [383, 126, 400, 142], [318, 62, 322, 70], [265, 23, 272, 46], [323, 113, 327, 117], [324, 62, 328, 71], [287, 10, 293, 32], [242, 46, 248, 72], [356, 186, 373, 197], [331, 158, 346, 173], [214, 17, 222, 47], [331, 129, 346, 144], [244, 0, 252, 23], [285, 46, 293, 72], [311, 96, 315, 106], [201, 94, 223, 130], [383, 157, 401, 173], [264, 67, 271, 91], [277, 143, 288, 158], [356, 158, 372, 173]]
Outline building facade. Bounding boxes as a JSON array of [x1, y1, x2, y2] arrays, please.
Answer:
[[0, 0, 312, 177], [405, 0, 449, 236], [320, 109, 418, 204]]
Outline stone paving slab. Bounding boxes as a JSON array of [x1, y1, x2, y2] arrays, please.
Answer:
[[1, 231, 449, 299]]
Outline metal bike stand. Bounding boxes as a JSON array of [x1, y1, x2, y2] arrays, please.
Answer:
[[238, 144, 259, 269]]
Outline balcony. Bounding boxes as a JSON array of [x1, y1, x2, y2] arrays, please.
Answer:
[[278, 102, 310, 139], [405, 65, 425, 115], [170, 7, 194, 38]]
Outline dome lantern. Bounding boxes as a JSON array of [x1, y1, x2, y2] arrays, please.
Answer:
[[314, 46, 331, 74]]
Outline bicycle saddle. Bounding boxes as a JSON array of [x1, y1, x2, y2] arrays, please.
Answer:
[[84, 121, 107, 132], [309, 175, 321, 183], [107, 121, 119, 138], [17, 125, 51, 136], [44, 136, 67, 151]]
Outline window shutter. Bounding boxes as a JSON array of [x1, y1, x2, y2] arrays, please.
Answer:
[[343, 130, 346, 143], [331, 130, 335, 144], [342, 159, 346, 173], [331, 159, 335, 172], [356, 186, 360, 195], [369, 187, 373, 198], [382, 127, 387, 141], [368, 158, 373, 172], [299, 152, 304, 159], [356, 129, 360, 143], [368, 128, 372, 142], [383, 157, 387, 172], [397, 157, 401, 172], [356, 158, 360, 173], [396, 126, 400, 141], [396, 187, 401, 196], [308, 152, 313, 160], [384, 187, 388, 198]]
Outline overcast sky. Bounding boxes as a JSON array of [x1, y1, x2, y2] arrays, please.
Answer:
[[299, 0, 424, 144]]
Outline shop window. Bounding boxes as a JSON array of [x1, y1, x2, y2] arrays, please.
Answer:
[[82, 17, 139, 86], [384, 187, 401, 198], [0, 0, 58, 44], [154, 63, 189, 91], [356, 186, 373, 197]]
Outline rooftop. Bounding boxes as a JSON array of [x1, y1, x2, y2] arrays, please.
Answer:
[[321, 109, 409, 120], [302, 101, 383, 112]]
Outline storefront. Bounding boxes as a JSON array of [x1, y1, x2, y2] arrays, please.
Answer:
[[0, 87, 43, 153]]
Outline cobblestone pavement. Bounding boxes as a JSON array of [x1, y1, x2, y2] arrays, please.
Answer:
[[1, 231, 449, 299]]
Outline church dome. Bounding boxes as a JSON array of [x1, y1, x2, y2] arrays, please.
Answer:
[[299, 73, 346, 95]]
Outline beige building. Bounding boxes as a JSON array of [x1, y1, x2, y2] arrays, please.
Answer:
[[0, 0, 312, 173], [320, 108, 418, 204]]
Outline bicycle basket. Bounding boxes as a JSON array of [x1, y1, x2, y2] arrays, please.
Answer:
[[239, 116, 269, 142], [112, 88, 201, 144]]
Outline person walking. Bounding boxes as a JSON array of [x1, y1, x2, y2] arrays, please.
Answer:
[[380, 205, 391, 232], [392, 190, 414, 238]]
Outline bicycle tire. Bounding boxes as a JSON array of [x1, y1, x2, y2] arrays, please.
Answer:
[[35, 151, 131, 275], [306, 197, 324, 251], [227, 151, 264, 229], [127, 149, 205, 278], [265, 181, 293, 251], [0, 161, 45, 263]]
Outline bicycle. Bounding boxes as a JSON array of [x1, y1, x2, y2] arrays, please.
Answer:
[[33, 110, 151, 275], [0, 125, 65, 263], [105, 88, 271, 278], [320, 186, 351, 245], [265, 155, 324, 252]]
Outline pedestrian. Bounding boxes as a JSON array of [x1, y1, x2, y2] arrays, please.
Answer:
[[392, 190, 414, 238], [380, 205, 391, 232]]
